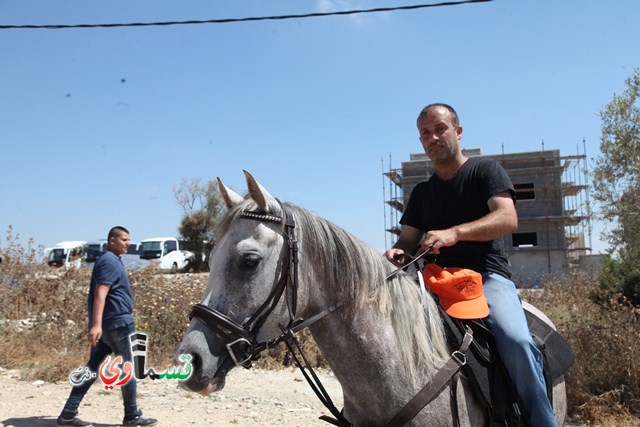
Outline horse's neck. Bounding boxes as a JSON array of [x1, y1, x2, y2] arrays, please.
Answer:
[[310, 307, 427, 421]]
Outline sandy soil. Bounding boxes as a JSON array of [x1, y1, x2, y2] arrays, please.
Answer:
[[0, 365, 343, 427]]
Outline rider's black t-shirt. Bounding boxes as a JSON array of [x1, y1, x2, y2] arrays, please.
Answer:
[[400, 157, 515, 279]]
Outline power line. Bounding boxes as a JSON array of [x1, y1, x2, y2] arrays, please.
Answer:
[[0, 0, 494, 30]]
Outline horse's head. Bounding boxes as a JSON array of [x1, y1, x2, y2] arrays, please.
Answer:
[[175, 170, 306, 395]]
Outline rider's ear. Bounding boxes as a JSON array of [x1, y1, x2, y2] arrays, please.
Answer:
[[243, 169, 278, 213], [217, 177, 244, 209]]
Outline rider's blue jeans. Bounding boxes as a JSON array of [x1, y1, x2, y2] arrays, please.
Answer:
[[482, 272, 557, 427], [60, 323, 138, 419]]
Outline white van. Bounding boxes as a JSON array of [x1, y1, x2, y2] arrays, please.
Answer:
[[46, 241, 87, 269], [139, 237, 194, 272]]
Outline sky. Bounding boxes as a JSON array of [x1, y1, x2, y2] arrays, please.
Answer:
[[1, 0, 638, 257]]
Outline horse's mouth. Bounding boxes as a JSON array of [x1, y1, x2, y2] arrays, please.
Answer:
[[198, 381, 220, 396], [180, 354, 235, 395]]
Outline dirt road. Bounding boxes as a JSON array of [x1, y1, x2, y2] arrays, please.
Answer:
[[0, 366, 343, 427]]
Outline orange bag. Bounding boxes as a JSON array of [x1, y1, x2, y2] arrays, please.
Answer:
[[423, 263, 489, 320]]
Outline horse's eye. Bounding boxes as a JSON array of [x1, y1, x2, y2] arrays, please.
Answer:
[[240, 253, 261, 269]]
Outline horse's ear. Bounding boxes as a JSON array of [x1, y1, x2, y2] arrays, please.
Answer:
[[243, 169, 277, 212], [217, 177, 244, 209]]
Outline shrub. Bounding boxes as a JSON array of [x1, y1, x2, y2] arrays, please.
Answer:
[[1, 229, 639, 424], [596, 256, 640, 306]]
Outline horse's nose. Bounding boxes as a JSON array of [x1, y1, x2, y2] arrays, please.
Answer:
[[174, 348, 200, 373], [175, 350, 200, 390]]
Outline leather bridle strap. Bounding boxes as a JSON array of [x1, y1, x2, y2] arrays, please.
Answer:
[[190, 303, 254, 342], [382, 326, 474, 427], [283, 205, 299, 322], [242, 203, 296, 334]]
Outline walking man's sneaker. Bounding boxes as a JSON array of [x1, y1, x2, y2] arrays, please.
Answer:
[[122, 411, 158, 426], [56, 415, 94, 427]]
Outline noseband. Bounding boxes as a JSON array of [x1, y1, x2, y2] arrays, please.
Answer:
[[188, 202, 334, 368]]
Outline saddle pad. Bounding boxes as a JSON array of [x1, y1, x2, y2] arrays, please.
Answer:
[[523, 307, 575, 382], [440, 304, 574, 425]]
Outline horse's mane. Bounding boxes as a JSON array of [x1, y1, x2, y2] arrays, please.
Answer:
[[215, 199, 450, 378]]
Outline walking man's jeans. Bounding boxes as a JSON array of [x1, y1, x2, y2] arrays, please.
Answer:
[[482, 272, 557, 427], [61, 323, 138, 418]]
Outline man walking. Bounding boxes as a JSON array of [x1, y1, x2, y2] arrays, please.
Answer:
[[57, 226, 157, 427]]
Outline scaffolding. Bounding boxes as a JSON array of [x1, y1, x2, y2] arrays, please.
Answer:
[[382, 154, 402, 248]]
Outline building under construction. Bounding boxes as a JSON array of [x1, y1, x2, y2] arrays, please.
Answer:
[[383, 144, 593, 287]]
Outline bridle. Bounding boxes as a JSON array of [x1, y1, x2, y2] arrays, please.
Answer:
[[188, 202, 339, 368], [187, 202, 349, 425]]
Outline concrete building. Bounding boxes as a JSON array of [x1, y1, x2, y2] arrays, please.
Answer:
[[383, 146, 593, 287]]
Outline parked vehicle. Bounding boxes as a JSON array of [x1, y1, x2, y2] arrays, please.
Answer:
[[85, 240, 143, 270], [85, 239, 108, 269], [121, 242, 142, 270], [139, 237, 194, 272], [45, 241, 87, 269]]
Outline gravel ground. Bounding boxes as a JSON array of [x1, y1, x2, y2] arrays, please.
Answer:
[[0, 366, 596, 427], [0, 366, 343, 427]]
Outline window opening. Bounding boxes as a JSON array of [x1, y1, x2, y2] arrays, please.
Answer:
[[513, 232, 538, 247], [514, 183, 535, 200]]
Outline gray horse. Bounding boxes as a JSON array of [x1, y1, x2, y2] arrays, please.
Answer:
[[175, 170, 566, 426]]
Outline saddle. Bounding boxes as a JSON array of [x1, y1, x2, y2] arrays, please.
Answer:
[[439, 305, 574, 426]]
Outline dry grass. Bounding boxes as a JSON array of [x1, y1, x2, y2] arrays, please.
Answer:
[[1, 230, 639, 425], [522, 275, 640, 425]]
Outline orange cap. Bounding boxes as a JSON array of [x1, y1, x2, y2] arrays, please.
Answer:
[[423, 264, 489, 320]]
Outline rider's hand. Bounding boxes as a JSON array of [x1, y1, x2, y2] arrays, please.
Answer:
[[420, 229, 459, 255], [384, 248, 409, 267]]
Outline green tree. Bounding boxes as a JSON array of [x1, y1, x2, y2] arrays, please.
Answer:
[[593, 68, 640, 261], [592, 68, 640, 301], [173, 178, 225, 271]]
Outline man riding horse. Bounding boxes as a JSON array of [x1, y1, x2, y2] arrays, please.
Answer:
[[384, 103, 556, 427]]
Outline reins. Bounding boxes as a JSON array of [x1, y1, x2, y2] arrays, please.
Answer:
[[385, 244, 433, 280]]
